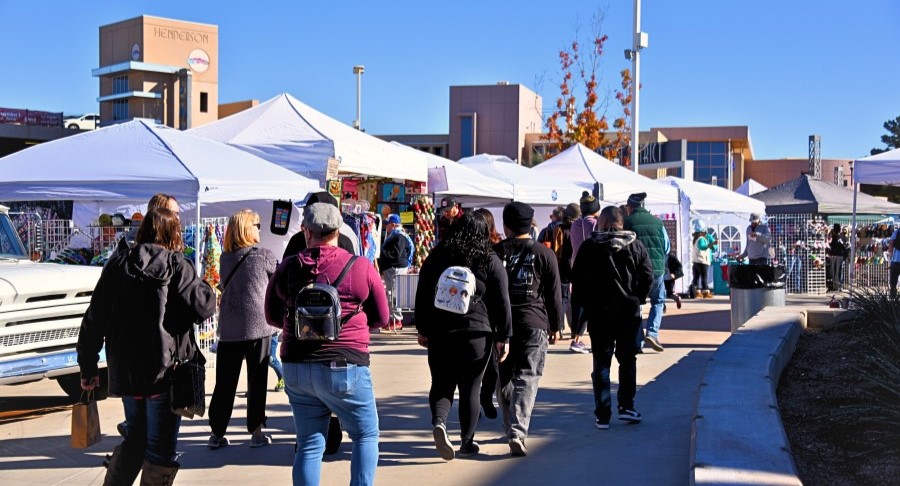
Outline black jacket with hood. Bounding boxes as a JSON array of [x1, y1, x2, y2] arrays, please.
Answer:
[[571, 230, 654, 319], [77, 244, 216, 397]]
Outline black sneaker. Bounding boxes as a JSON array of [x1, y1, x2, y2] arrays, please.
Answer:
[[595, 419, 610, 430], [618, 407, 642, 423], [458, 440, 480, 457], [433, 422, 455, 461]]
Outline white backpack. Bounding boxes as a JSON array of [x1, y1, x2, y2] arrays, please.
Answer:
[[434, 266, 477, 315]]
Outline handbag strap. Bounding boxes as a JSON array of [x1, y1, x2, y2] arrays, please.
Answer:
[[221, 248, 256, 290]]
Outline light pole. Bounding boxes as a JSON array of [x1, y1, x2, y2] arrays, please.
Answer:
[[625, 0, 648, 172], [353, 65, 365, 130]]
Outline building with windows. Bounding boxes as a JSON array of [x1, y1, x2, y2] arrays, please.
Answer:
[[93, 16, 218, 129], [381, 85, 853, 192]]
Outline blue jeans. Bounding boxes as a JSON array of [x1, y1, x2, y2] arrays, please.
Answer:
[[638, 275, 666, 347], [121, 392, 182, 467], [269, 335, 284, 380], [283, 361, 379, 486]]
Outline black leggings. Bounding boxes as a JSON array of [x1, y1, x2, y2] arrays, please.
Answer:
[[427, 332, 492, 442], [692, 263, 709, 291]]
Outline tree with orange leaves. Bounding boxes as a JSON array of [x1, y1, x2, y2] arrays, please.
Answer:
[[544, 10, 633, 166]]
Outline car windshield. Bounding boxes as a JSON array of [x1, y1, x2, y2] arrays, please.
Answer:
[[0, 214, 28, 259]]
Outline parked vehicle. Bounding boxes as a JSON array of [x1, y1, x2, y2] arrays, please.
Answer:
[[0, 205, 105, 399], [63, 113, 100, 130]]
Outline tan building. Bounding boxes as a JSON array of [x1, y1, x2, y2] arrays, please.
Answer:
[[745, 158, 852, 189], [93, 15, 218, 129], [448, 83, 543, 162]]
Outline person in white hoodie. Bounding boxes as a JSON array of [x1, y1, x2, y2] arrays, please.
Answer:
[[691, 228, 713, 299]]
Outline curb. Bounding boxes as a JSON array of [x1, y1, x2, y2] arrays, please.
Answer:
[[690, 307, 806, 486]]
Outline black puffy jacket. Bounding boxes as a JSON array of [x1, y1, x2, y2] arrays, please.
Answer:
[[77, 244, 216, 397]]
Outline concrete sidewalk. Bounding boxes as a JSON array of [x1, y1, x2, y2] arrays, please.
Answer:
[[0, 298, 737, 485]]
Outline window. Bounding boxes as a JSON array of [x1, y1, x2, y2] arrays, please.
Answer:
[[112, 76, 128, 94], [688, 141, 729, 186], [717, 226, 742, 255], [200, 92, 208, 113], [112, 100, 128, 121], [459, 115, 475, 158]]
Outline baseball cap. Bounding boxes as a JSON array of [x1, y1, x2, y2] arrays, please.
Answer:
[[386, 214, 402, 225]]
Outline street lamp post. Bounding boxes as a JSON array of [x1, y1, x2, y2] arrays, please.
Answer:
[[353, 65, 365, 130], [625, 0, 648, 173]]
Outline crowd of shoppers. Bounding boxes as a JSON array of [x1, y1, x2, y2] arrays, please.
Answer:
[[77, 189, 686, 484]]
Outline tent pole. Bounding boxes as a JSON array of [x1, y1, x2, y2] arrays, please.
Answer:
[[195, 198, 202, 275], [849, 183, 858, 291]]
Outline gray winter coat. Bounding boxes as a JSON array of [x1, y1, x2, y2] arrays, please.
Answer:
[[218, 246, 278, 342]]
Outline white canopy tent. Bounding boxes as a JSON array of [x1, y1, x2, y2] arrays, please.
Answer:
[[532, 144, 680, 214], [457, 153, 586, 232], [660, 176, 767, 292], [390, 142, 514, 204], [850, 148, 900, 286], [456, 154, 584, 206], [0, 119, 320, 256], [190, 93, 428, 184], [736, 178, 767, 196]]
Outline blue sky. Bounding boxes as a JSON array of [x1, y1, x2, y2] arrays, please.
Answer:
[[0, 1, 897, 160]]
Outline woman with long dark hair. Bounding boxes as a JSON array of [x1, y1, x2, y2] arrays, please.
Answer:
[[415, 211, 512, 460], [78, 207, 216, 484], [473, 208, 502, 419], [475, 208, 502, 245]]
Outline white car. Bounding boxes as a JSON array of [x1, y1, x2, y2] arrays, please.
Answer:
[[63, 113, 100, 130], [0, 206, 105, 398]]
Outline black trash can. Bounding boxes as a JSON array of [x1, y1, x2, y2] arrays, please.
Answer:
[[729, 264, 786, 331]]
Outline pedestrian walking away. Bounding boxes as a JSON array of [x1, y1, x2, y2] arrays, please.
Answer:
[[77, 207, 216, 485], [474, 208, 504, 421], [416, 211, 512, 460], [567, 193, 599, 354], [265, 203, 389, 486], [623, 192, 668, 352], [208, 210, 278, 450], [572, 205, 654, 430], [494, 202, 563, 457], [378, 213, 413, 332]]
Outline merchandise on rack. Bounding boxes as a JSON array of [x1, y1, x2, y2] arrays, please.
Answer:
[[412, 195, 435, 269]]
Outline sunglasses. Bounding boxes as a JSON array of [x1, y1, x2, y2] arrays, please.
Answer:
[[253, 223, 261, 230]]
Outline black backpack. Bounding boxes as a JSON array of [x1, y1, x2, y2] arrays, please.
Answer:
[[292, 256, 360, 341]]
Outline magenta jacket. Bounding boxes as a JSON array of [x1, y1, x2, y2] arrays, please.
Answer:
[[265, 245, 389, 362]]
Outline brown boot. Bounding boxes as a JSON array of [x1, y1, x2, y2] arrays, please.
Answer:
[[103, 442, 144, 486], [139, 461, 179, 486]]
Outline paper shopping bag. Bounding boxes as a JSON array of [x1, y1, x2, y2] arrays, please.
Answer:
[[71, 392, 101, 448]]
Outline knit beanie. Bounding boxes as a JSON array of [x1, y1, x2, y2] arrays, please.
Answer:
[[627, 192, 647, 208], [579, 191, 600, 216], [503, 201, 534, 236]]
